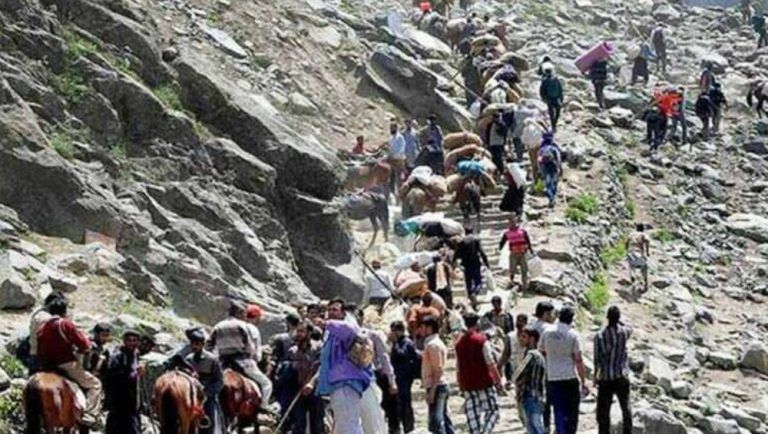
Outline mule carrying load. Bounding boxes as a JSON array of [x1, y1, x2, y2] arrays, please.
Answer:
[[400, 166, 448, 218]]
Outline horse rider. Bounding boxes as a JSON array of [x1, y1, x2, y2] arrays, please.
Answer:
[[209, 301, 273, 411], [36, 297, 103, 429]]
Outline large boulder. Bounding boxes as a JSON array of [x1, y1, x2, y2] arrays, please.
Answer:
[[698, 417, 740, 434], [174, 49, 343, 200], [634, 409, 687, 434], [0, 253, 36, 310], [726, 214, 768, 243], [363, 44, 472, 131], [740, 341, 768, 375], [402, 28, 453, 59]]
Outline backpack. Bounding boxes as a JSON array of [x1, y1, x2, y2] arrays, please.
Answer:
[[15, 336, 32, 368], [347, 333, 374, 368], [652, 28, 664, 47]]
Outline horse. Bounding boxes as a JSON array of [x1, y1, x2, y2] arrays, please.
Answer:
[[747, 80, 767, 118], [220, 369, 261, 434], [401, 186, 438, 219], [152, 370, 207, 434], [344, 160, 392, 193], [455, 178, 482, 229], [24, 372, 86, 434], [341, 191, 390, 248]]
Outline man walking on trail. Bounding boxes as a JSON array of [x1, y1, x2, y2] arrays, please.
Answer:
[[626, 223, 650, 292], [539, 65, 564, 131], [456, 313, 503, 434], [651, 24, 668, 73], [540, 306, 589, 434], [594, 306, 633, 434], [486, 111, 510, 174], [514, 326, 547, 434], [452, 226, 491, 309], [103, 330, 143, 434], [642, 103, 667, 152], [709, 82, 728, 134], [389, 320, 420, 434], [588, 58, 609, 109], [403, 120, 421, 173], [532, 301, 555, 432], [537, 132, 562, 208], [420, 316, 454, 434], [422, 115, 445, 175], [752, 12, 767, 48], [499, 313, 530, 393], [185, 329, 225, 434], [366, 259, 393, 311], [281, 321, 324, 434], [426, 252, 453, 309], [387, 121, 407, 197], [317, 299, 374, 434], [499, 215, 534, 291]]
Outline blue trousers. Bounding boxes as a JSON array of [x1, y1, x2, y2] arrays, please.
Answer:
[[463, 264, 483, 297], [543, 171, 558, 203], [522, 393, 545, 434], [428, 385, 454, 434]]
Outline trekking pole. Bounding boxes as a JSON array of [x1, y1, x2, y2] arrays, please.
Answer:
[[354, 249, 404, 303], [273, 373, 320, 433]]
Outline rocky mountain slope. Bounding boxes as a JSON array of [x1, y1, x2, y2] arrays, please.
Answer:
[[1, 0, 768, 432]]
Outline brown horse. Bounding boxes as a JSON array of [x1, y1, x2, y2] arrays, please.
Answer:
[[345, 160, 391, 192], [401, 187, 438, 219], [153, 371, 206, 434], [220, 369, 261, 434], [24, 372, 85, 434]]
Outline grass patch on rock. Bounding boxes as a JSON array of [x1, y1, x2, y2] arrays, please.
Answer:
[[585, 272, 610, 314], [152, 84, 185, 112], [565, 193, 599, 223], [600, 236, 627, 266], [653, 227, 677, 243]]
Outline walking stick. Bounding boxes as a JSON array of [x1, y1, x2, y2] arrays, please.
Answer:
[[273, 373, 320, 433]]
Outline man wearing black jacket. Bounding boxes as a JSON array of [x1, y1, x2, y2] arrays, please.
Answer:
[[452, 226, 490, 309], [104, 330, 143, 434]]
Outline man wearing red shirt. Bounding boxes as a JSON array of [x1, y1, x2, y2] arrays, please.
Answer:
[[456, 312, 504, 434], [37, 299, 102, 428]]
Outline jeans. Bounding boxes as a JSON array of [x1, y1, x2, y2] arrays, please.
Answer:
[[330, 386, 363, 434], [428, 385, 454, 434], [548, 379, 581, 434], [597, 378, 632, 434], [700, 116, 711, 139], [543, 170, 558, 204], [547, 103, 561, 131], [646, 124, 666, 151], [522, 393, 545, 434]]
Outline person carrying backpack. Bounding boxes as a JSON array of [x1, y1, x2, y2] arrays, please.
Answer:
[[631, 42, 655, 85], [695, 92, 716, 139], [699, 62, 717, 93], [650, 24, 668, 73], [641, 103, 667, 152], [709, 82, 728, 133], [752, 13, 767, 48], [588, 59, 609, 109], [537, 132, 562, 208], [539, 66, 564, 131]]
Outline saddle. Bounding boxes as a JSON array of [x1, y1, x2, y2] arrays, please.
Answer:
[[32, 371, 86, 413]]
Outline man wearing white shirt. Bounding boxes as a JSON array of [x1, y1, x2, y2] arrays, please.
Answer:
[[386, 121, 407, 197], [244, 304, 275, 411], [366, 259, 393, 311]]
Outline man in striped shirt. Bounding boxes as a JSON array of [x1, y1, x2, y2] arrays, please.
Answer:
[[513, 326, 546, 434], [594, 306, 632, 434]]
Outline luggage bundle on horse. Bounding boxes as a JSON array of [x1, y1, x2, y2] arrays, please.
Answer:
[[444, 144, 491, 172], [470, 34, 505, 58], [443, 131, 483, 150], [498, 51, 530, 72]]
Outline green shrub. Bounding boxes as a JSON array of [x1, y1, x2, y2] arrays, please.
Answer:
[[533, 179, 546, 195], [49, 131, 76, 159], [600, 237, 627, 266], [654, 228, 677, 243], [566, 193, 600, 223], [61, 27, 99, 61], [585, 273, 610, 314], [625, 199, 636, 219], [0, 354, 26, 379], [108, 137, 128, 159], [0, 384, 23, 431], [153, 85, 184, 112], [51, 71, 90, 104]]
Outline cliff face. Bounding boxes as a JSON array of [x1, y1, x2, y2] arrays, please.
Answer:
[[0, 0, 365, 324]]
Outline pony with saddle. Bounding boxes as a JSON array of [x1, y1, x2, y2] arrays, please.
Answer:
[[24, 372, 87, 434], [220, 369, 263, 434], [152, 370, 207, 434]]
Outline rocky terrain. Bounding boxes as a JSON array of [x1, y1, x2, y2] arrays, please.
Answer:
[[1, 0, 768, 432]]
